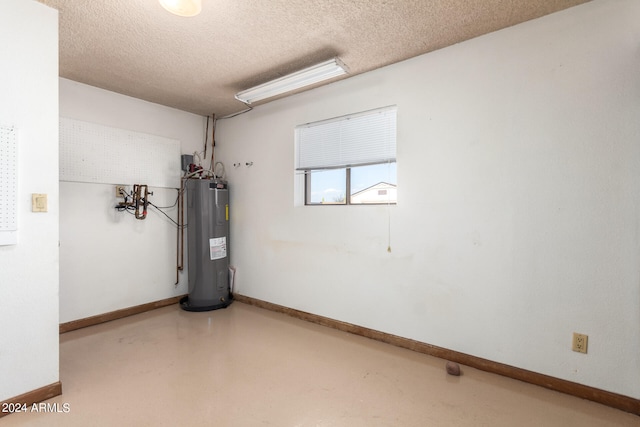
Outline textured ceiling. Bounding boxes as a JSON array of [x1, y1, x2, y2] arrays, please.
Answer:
[[39, 0, 589, 117]]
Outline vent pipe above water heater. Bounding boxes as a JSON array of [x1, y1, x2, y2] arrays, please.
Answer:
[[180, 178, 232, 311]]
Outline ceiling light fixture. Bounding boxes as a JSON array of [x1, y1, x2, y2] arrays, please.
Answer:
[[235, 58, 349, 105], [159, 0, 202, 17]]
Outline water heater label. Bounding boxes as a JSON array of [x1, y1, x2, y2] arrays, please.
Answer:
[[209, 237, 227, 260]]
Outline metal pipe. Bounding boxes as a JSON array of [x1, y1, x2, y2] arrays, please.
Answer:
[[176, 178, 185, 285], [210, 114, 215, 170]]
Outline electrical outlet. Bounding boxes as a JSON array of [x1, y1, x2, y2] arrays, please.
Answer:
[[572, 333, 588, 354], [115, 185, 126, 198]]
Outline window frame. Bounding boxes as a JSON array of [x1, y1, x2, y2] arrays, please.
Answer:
[[296, 106, 397, 206], [303, 162, 397, 206]]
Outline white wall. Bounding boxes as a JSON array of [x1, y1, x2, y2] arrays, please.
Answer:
[[215, 0, 640, 399], [58, 78, 205, 323], [0, 0, 59, 401]]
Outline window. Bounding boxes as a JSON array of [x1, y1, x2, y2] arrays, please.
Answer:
[[296, 106, 397, 205]]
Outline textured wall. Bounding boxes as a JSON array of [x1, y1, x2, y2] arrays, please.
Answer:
[[0, 0, 59, 401], [215, 0, 640, 398]]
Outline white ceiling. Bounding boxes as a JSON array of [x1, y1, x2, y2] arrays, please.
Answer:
[[39, 0, 590, 118]]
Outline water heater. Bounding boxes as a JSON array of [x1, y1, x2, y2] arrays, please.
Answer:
[[180, 178, 232, 311]]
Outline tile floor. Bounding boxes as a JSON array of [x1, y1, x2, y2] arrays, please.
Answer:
[[2, 302, 638, 426]]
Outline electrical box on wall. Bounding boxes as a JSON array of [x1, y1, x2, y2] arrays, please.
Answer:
[[181, 154, 194, 172], [0, 126, 18, 245]]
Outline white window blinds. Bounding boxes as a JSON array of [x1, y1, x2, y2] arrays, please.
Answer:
[[296, 106, 396, 171]]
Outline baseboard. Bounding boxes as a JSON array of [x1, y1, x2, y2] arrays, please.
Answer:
[[59, 295, 186, 334], [233, 294, 640, 416], [0, 382, 62, 419]]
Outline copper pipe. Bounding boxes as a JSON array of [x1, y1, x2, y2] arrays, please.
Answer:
[[203, 116, 209, 161], [134, 184, 149, 220], [210, 113, 215, 169]]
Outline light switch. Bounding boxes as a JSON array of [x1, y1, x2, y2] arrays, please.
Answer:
[[32, 193, 47, 212]]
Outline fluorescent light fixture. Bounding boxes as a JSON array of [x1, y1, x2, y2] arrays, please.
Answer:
[[235, 58, 348, 105], [159, 0, 201, 17]]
